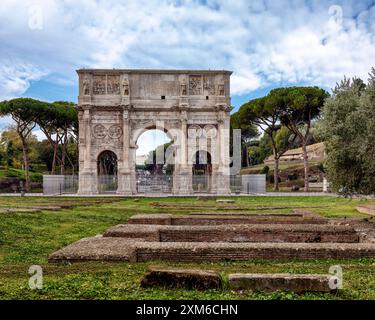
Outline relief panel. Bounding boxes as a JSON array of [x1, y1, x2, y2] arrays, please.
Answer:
[[107, 75, 120, 95], [203, 76, 215, 95], [189, 75, 202, 95], [93, 75, 106, 95]]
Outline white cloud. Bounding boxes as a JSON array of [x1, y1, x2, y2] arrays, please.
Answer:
[[33, 129, 47, 141], [0, 0, 374, 100], [136, 130, 171, 156], [0, 61, 47, 100]]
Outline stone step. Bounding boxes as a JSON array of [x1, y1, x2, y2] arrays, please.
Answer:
[[48, 237, 375, 263], [228, 273, 337, 293], [127, 214, 328, 225], [104, 224, 359, 243]]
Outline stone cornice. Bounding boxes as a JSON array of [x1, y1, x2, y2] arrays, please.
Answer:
[[77, 69, 233, 75]]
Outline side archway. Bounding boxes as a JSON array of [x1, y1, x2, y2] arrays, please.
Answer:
[[97, 150, 118, 193]]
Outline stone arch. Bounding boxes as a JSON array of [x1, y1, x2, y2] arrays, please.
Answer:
[[77, 69, 232, 195], [133, 124, 178, 194], [95, 148, 120, 164], [97, 150, 118, 193], [131, 121, 179, 168], [131, 122, 176, 147]]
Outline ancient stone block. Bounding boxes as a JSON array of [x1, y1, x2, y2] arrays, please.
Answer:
[[228, 273, 336, 293], [356, 206, 375, 216], [141, 267, 220, 290], [48, 237, 138, 263]]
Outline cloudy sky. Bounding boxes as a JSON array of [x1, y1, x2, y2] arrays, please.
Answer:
[[1, 0, 374, 153]]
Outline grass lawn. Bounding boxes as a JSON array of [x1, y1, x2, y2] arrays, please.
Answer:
[[0, 196, 374, 300]]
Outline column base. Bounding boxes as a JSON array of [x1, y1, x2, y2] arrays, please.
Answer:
[[117, 172, 136, 195], [78, 171, 98, 195], [173, 173, 193, 195], [215, 173, 231, 195]]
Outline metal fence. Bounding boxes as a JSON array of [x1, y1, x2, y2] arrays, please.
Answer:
[[43, 173, 266, 195], [230, 175, 243, 194], [43, 175, 78, 195], [98, 175, 118, 193], [192, 175, 210, 192], [136, 174, 173, 193], [240, 174, 267, 193]]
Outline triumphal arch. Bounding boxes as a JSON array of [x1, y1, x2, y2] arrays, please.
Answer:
[[77, 69, 232, 195]]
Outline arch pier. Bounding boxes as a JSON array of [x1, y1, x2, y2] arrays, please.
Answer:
[[77, 69, 232, 195]]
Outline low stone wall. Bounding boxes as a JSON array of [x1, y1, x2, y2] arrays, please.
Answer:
[[104, 224, 160, 241], [128, 213, 328, 226], [159, 225, 358, 243], [104, 224, 359, 243], [135, 242, 375, 262], [193, 212, 304, 217], [48, 237, 375, 263], [128, 214, 173, 225]]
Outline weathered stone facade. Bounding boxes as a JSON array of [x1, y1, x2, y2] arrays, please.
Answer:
[[77, 69, 232, 195]]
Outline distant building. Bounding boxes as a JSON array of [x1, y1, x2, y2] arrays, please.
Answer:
[[264, 142, 326, 164], [136, 154, 148, 166]]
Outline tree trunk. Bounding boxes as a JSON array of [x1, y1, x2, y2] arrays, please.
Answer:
[[274, 155, 279, 191], [302, 143, 309, 192], [20, 137, 30, 192], [61, 130, 67, 175], [270, 136, 279, 191], [61, 145, 66, 175], [51, 142, 58, 174], [245, 144, 250, 167]]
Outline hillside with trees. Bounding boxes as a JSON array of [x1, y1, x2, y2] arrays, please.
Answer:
[[232, 86, 329, 192]]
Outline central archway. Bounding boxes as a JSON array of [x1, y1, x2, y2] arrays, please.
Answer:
[[97, 150, 118, 193], [135, 129, 175, 193]]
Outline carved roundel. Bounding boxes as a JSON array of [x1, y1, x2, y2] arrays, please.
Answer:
[[92, 124, 107, 139], [108, 125, 123, 139], [188, 125, 202, 138], [203, 125, 217, 138]]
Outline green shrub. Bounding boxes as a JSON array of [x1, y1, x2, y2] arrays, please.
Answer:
[[260, 165, 270, 174]]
